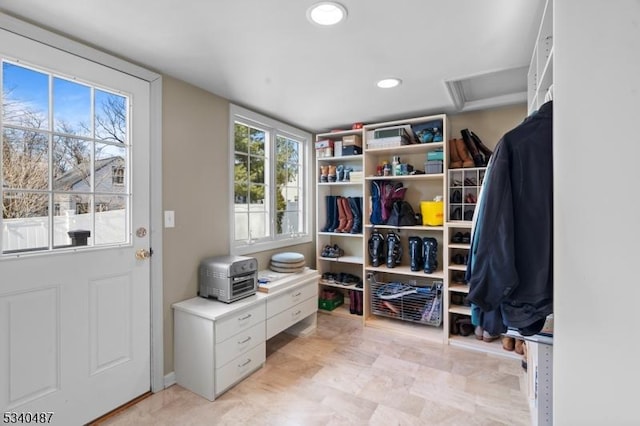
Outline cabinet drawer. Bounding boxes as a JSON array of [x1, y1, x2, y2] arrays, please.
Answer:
[[215, 321, 265, 367], [216, 341, 266, 395], [266, 296, 317, 339], [266, 279, 317, 318], [215, 301, 265, 343]]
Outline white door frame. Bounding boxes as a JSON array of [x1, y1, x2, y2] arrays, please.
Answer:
[[0, 12, 165, 393]]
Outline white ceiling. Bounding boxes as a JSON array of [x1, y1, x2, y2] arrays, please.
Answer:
[[0, 0, 545, 133]]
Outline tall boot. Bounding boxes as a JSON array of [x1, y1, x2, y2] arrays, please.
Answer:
[[386, 231, 402, 268], [470, 130, 493, 164], [368, 229, 385, 267], [349, 290, 357, 314], [327, 196, 340, 232], [423, 237, 438, 274], [320, 195, 335, 232], [448, 139, 463, 169], [461, 129, 485, 167], [355, 290, 363, 316], [408, 236, 424, 272], [340, 197, 353, 233], [334, 196, 347, 232], [454, 138, 475, 168], [349, 196, 362, 234]]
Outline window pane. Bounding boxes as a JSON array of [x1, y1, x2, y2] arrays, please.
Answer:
[[234, 153, 248, 203], [52, 136, 91, 191], [96, 142, 126, 193], [95, 90, 127, 143], [234, 123, 249, 153], [248, 212, 269, 239], [249, 156, 264, 184], [53, 77, 91, 137], [94, 194, 126, 245], [2, 62, 49, 129], [249, 128, 265, 156], [249, 183, 265, 206], [2, 128, 49, 190], [53, 193, 93, 247], [234, 212, 249, 241], [2, 192, 49, 253]]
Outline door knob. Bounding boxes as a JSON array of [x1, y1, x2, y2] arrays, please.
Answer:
[[135, 248, 151, 260]]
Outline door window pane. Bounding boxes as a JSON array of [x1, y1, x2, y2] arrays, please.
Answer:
[[95, 90, 127, 143], [2, 191, 49, 252], [2, 128, 49, 190], [94, 194, 126, 245], [53, 77, 91, 137], [2, 62, 49, 129]]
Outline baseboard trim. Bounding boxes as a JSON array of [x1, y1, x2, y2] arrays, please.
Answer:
[[164, 371, 176, 388]]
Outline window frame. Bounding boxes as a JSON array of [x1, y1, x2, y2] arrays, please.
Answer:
[[229, 104, 312, 255]]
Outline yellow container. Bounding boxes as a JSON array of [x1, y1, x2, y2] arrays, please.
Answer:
[[420, 201, 444, 226]]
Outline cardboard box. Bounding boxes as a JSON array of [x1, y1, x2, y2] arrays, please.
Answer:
[[342, 134, 362, 147]]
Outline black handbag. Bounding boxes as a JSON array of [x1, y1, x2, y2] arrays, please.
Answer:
[[387, 201, 418, 227]]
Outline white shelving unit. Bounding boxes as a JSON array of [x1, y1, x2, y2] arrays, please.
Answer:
[[315, 129, 365, 320], [528, 0, 554, 114], [361, 115, 448, 344]]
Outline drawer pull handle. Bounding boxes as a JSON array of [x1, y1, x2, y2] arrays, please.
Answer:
[[238, 358, 251, 368], [238, 336, 252, 344], [293, 310, 302, 316], [292, 292, 302, 297], [238, 313, 252, 321]]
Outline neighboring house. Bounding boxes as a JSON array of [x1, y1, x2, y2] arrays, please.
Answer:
[[53, 156, 126, 215]]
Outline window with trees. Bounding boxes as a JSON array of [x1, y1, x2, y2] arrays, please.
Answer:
[[230, 104, 311, 254], [1, 60, 130, 254]]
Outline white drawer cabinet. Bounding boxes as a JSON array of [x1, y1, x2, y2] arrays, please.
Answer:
[[265, 271, 319, 339], [173, 268, 320, 401], [173, 296, 266, 401]]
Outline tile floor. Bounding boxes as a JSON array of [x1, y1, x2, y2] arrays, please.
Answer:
[[100, 313, 530, 425]]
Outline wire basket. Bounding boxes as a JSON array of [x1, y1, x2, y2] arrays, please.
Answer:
[[368, 273, 443, 327]]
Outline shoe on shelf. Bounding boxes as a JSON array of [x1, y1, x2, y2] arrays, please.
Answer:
[[461, 232, 471, 244], [502, 336, 516, 351], [474, 325, 484, 340], [482, 331, 500, 343], [457, 317, 474, 336], [451, 189, 462, 203], [451, 232, 463, 243], [515, 339, 525, 355]]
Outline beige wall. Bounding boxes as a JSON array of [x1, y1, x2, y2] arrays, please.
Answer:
[[161, 77, 314, 375], [450, 104, 527, 150]]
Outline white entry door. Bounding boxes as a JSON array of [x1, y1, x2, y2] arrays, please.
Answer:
[[0, 28, 151, 425]]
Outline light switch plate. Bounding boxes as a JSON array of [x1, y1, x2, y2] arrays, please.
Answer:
[[164, 210, 175, 228]]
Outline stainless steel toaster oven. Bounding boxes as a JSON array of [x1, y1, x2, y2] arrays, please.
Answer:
[[198, 255, 258, 303]]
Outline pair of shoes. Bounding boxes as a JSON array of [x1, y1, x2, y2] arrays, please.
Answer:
[[465, 193, 477, 203], [319, 166, 329, 183], [461, 129, 493, 167], [451, 253, 468, 265], [450, 190, 462, 203], [449, 138, 475, 168], [451, 207, 462, 221], [502, 336, 516, 351], [515, 339, 525, 355], [463, 177, 477, 186], [348, 289, 363, 315], [457, 317, 474, 336], [463, 209, 474, 221], [321, 244, 344, 258], [451, 232, 471, 244]]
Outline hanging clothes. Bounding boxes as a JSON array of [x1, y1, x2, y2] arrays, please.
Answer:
[[466, 100, 553, 336]]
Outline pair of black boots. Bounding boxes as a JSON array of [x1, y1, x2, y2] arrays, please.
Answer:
[[321, 195, 362, 234], [408, 236, 438, 274], [368, 230, 402, 268], [348, 290, 363, 315], [460, 129, 493, 167]]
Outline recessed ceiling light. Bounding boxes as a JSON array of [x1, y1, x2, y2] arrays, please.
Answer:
[[377, 78, 402, 89], [307, 2, 347, 26]]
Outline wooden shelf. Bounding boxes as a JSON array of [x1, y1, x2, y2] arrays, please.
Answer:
[[448, 335, 522, 360], [318, 232, 363, 238], [318, 303, 360, 319], [318, 255, 363, 264], [365, 265, 445, 280], [449, 284, 469, 294], [316, 154, 363, 162], [448, 243, 470, 250], [364, 173, 443, 181], [319, 280, 363, 292], [318, 181, 362, 186], [448, 305, 471, 315], [364, 224, 444, 232], [446, 221, 472, 228]]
